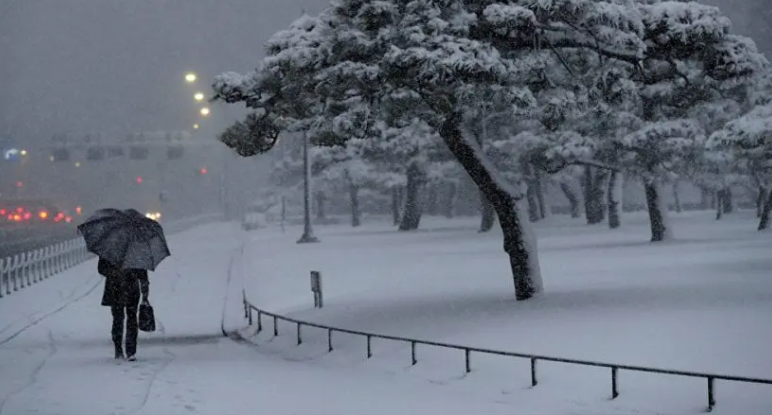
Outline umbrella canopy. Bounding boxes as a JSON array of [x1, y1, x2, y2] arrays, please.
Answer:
[[77, 208, 171, 271]]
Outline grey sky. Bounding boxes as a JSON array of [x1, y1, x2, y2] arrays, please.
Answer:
[[0, 0, 328, 147], [0, 0, 767, 148]]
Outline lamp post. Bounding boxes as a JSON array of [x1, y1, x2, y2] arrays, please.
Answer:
[[297, 130, 319, 243]]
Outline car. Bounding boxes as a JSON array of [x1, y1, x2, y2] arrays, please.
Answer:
[[0, 197, 73, 226]]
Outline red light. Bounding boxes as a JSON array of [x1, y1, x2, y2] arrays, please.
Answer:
[[16, 207, 23, 213], [0, 209, 5, 215], [23, 212, 31, 220], [39, 211, 48, 219], [136, 176, 143, 184], [199, 168, 208, 175], [15, 181, 22, 187], [65, 216, 73, 223]]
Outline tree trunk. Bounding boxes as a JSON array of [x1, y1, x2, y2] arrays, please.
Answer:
[[757, 186, 767, 218], [672, 182, 682, 213], [479, 190, 496, 232], [534, 169, 548, 219], [526, 179, 540, 222], [392, 187, 402, 226], [443, 182, 457, 219], [399, 164, 423, 231], [314, 191, 326, 221], [644, 182, 672, 242], [583, 167, 606, 224], [607, 171, 621, 229], [700, 187, 712, 210], [721, 187, 734, 214], [440, 113, 542, 300], [715, 190, 723, 220], [426, 185, 438, 216], [560, 182, 581, 218], [349, 183, 361, 227], [758, 188, 772, 231]]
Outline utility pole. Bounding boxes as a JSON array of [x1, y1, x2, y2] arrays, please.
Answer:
[[297, 131, 319, 243]]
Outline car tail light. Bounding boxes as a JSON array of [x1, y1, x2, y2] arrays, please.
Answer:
[[0, 209, 6, 216], [13, 214, 22, 221], [39, 211, 48, 219], [16, 207, 23, 213], [65, 216, 72, 223], [23, 212, 31, 220]]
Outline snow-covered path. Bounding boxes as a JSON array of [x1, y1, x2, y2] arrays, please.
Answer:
[[0, 222, 527, 415]]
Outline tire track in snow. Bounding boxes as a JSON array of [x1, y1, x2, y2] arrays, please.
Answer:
[[0, 276, 102, 346], [0, 274, 101, 339], [0, 329, 58, 415]]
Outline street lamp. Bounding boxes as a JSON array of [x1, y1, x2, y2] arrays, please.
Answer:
[[194, 92, 205, 101], [200, 107, 210, 116], [185, 72, 197, 83], [193, 123, 200, 129]]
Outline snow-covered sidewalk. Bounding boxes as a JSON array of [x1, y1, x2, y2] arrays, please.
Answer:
[[0, 221, 545, 415]]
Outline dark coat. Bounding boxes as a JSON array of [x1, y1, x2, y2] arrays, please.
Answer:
[[99, 258, 150, 307]]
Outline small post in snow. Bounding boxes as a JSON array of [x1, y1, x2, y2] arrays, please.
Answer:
[[310, 271, 323, 308]]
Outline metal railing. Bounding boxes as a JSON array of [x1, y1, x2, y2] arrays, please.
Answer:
[[241, 292, 772, 412], [0, 212, 224, 299], [0, 239, 91, 297]]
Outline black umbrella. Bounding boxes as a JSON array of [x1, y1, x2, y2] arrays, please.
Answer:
[[77, 208, 171, 271]]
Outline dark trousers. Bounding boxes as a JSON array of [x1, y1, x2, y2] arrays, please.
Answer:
[[111, 305, 138, 356]]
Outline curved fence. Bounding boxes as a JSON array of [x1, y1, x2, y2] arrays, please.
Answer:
[[241, 291, 772, 413], [0, 212, 224, 299]]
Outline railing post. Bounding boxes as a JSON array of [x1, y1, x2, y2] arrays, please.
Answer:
[[707, 377, 715, 412], [327, 329, 333, 352], [411, 341, 417, 365], [257, 311, 263, 333], [18, 254, 26, 289], [464, 349, 471, 373], [296, 323, 302, 345], [0, 258, 5, 298], [24, 252, 32, 285], [611, 366, 619, 399], [12, 255, 20, 291], [531, 358, 538, 387], [248, 307, 253, 325], [273, 315, 278, 336], [3, 257, 10, 295], [367, 335, 372, 358]]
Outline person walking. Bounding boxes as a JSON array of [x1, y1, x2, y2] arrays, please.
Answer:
[[98, 257, 150, 361]]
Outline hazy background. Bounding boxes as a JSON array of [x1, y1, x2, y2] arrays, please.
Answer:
[[1, 0, 767, 145], [0, 0, 768, 219]]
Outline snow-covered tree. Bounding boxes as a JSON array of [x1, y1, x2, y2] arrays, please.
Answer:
[[212, 0, 765, 300], [709, 103, 772, 229]]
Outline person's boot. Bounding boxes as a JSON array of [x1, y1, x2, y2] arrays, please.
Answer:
[[114, 345, 124, 359]]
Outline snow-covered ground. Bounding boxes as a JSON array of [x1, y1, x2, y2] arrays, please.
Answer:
[[242, 210, 772, 414], [0, 221, 545, 415], [1, 212, 770, 414]]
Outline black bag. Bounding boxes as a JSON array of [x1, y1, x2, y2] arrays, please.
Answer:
[[138, 302, 156, 332]]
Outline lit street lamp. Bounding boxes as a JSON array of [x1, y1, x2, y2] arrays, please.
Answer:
[[194, 92, 205, 101], [200, 107, 210, 116], [193, 123, 200, 129], [185, 72, 197, 83]]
